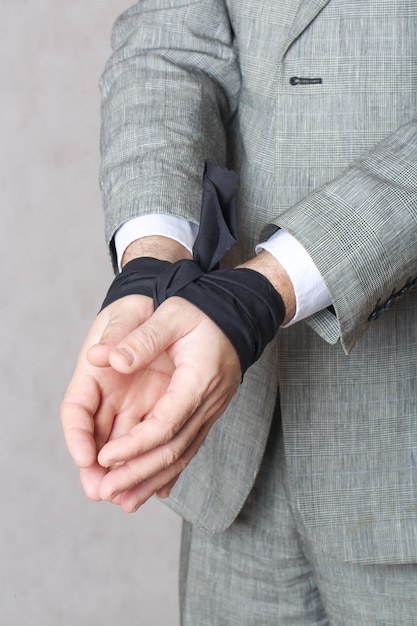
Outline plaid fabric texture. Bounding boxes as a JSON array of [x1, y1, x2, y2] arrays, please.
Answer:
[[100, 0, 417, 564]]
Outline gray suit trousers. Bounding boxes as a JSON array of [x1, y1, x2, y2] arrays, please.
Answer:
[[180, 413, 417, 625]]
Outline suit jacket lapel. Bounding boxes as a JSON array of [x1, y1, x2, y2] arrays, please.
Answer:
[[283, 0, 332, 54]]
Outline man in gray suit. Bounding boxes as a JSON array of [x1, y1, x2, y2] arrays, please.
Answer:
[[62, 0, 417, 623]]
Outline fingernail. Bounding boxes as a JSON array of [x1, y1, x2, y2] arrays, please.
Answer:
[[114, 346, 135, 366]]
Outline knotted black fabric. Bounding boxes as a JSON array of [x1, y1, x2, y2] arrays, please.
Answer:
[[101, 160, 285, 373]]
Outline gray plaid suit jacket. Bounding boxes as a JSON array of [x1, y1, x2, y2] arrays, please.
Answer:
[[100, 0, 417, 564]]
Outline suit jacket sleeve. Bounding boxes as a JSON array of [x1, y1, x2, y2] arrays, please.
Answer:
[[99, 0, 240, 266], [100, 0, 417, 356], [263, 118, 417, 354]]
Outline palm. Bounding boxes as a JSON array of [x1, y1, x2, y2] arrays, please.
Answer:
[[61, 295, 174, 500], [93, 352, 174, 449]]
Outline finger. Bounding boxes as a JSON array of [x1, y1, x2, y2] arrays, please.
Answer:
[[61, 374, 101, 468], [155, 476, 180, 499], [98, 351, 239, 468], [97, 352, 175, 450], [117, 419, 214, 513], [79, 464, 108, 501], [93, 397, 121, 451], [98, 390, 234, 502], [108, 297, 202, 373], [97, 361, 212, 467], [87, 295, 154, 367]]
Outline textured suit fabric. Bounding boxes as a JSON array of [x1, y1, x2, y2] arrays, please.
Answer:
[[99, 0, 417, 564], [180, 418, 417, 625]]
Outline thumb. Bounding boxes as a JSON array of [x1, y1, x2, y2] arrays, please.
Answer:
[[87, 294, 154, 367], [108, 297, 201, 373]]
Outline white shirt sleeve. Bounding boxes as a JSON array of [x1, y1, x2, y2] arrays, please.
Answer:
[[114, 215, 332, 324], [114, 214, 199, 271]]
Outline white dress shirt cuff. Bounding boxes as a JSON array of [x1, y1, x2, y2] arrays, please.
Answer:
[[256, 230, 332, 326], [114, 215, 199, 271], [115, 215, 332, 326]]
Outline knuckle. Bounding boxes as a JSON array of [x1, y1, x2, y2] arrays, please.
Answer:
[[173, 456, 189, 476], [151, 413, 181, 443], [131, 325, 160, 357], [103, 310, 126, 329], [160, 445, 180, 469], [100, 321, 126, 345], [162, 420, 181, 442]]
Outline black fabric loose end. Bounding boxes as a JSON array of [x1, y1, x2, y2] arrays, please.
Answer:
[[100, 160, 285, 374]]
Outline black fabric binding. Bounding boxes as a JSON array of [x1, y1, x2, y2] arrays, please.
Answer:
[[101, 161, 285, 373]]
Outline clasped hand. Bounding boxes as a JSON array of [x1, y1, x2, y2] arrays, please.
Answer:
[[61, 293, 241, 512]]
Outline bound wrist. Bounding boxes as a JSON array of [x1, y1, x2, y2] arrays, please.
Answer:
[[238, 250, 296, 325]]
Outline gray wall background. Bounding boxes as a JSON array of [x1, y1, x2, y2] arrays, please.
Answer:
[[1, 2, 181, 624]]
